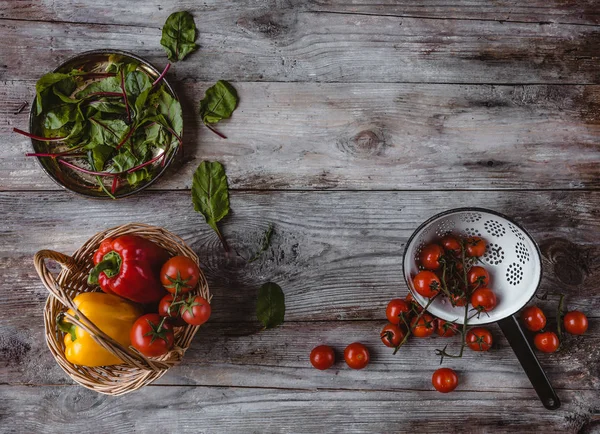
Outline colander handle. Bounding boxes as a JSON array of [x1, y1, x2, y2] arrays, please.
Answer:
[[498, 315, 561, 410]]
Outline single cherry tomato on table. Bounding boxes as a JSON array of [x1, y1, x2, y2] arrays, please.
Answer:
[[432, 368, 459, 393], [563, 311, 588, 335], [381, 323, 405, 347], [310, 345, 335, 370], [470, 287, 497, 312], [160, 256, 201, 295], [534, 331, 560, 353], [468, 266, 490, 289], [130, 313, 175, 357], [180, 295, 211, 326], [436, 319, 459, 337], [158, 294, 187, 327], [413, 271, 441, 298], [420, 244, 444, 270], [411, 314, 435, 338], [466, 327, 493, 351], [344, 342, 370, 369], [521, 306, 546, 332], [441, 235, 462, 255], [386, 299, 411, 325], [465, 237, 486, 257]]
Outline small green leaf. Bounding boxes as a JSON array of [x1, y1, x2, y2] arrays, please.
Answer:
[[160, 11, 198, 62], [191, 161, 230, 250], [198, 80, 239, 125], [35, 72, 77, 115], [127, 168, 150, 186], [88, 145, 113, 171], [256, 282, 285, 329], [43, 104, 77, 130], [249, 224, 275, 263], [75, 76, 122, 99], [157, 89, 184, 136]]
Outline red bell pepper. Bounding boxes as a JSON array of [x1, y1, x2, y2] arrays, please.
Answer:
[[88, 235, 169, 303]]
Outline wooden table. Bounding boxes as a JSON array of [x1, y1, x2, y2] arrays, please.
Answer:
[[1, 1, 599, 432]]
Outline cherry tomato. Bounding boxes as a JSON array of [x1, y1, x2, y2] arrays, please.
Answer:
[[344, 342, 370, 370], [465, 237, 486, 257], [180, 295, 211, 326], [470, 287, 497, 312], [534, 331, 559, 353], [130, 313, 174, 357], [310, 345, 335, 370], [158, 294, 186, 327], [441, 235, 462, 255], [436, 319, 459, 337], [420, 244, 444, 270], [405, 293, 423, 313], [411, 314, 435, 338], [521, 306, 546, 332], [432, 368, 459, 393], [449, 292, 467, 307], [160, 256, 201, 295], [563, 311, 588, 335], [413, 271, 441, 298], [386, 299, 411, 325], [466, 327, 493, 351], [381, 323, 405, 347], [468, 266, 490, 289]]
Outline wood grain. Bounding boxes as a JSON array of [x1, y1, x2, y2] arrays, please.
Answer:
[[1, 12, 599, 84], [3, 81, 600, 191], [0, 385, 597, 433]]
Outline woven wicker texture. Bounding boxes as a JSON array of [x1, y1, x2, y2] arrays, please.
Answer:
[[33, 223, 210, 396]]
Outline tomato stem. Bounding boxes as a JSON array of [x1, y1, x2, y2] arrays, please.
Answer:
[[393, 295, 438, 355]]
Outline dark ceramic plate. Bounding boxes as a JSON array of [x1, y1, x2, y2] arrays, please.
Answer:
[[29, 50, 181, 199]]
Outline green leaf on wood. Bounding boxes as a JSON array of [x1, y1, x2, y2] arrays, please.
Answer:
[[199, 80, 239, 125], [160, 11, 198, 62], [256, 282, 285, 330]]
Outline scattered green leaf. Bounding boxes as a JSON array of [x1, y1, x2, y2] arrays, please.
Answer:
[[160, 11, 198, 62], [256, 282, 285, 330], [249, 224, 274, 263]]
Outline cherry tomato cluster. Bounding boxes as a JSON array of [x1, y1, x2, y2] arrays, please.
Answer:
[[520, 303, 588, 353], [310, 342, 370, 371], [131, 256, 212, 357], [413, 235, 498, 314]]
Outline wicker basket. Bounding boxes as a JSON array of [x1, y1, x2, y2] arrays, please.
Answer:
[[33, 223, 210, 396]]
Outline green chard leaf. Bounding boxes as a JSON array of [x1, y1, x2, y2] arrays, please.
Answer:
[[88, 145, 114, 171], [111, 149, 138, 172], [160, 11, 198, 62], [157, 89, 184, 136], [75, 76, 122, 99], [127, 168, 151, 186], [199, 80, 239, 125], [43, 104, 77, 130], [256, 282, 285, 330], [35, 72, 77, 115], [191, 161, 230, 251]]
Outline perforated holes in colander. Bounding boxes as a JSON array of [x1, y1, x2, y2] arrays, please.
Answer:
[[435, 219, 455, 236], [415, 241, 424, 263], [464, 227, 482, 237], [506, 263, 524, 285], [483, 243, 504, 265], [508, 222, 526, 241], [484, 220, 506, 237], [459, 212, 482, 223], [515, 242, 530, 264]]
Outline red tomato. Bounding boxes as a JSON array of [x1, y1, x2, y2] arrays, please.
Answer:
[[344, 343, 370, 370], [310, 345, 335, 370], [405, 293, 423, 313], [521, 306, 546, 332], [413, 271, 441, 298], [420, 244, 444, 270], [466, 327, 493, 351], [436, 319, 459, 337], [465, 237, 486, 257], [432, 368, 459, 393], [130, 313, 174, 357], [470, 287, 497, 312], [386, 299, 411, 325], [468, 266, 490, 289], [534, 331, 560, 353], [160, 256, 201, 295], [180, 295, 211, 326], [158, 294, 187, 327], [411, 314, 435, 338], [441, 235, 462, 255], [381, 323, 405, 347], [563, 311, 588, 335]]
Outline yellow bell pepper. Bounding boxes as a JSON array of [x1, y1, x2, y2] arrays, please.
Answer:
[[59, 292, 143, 367]]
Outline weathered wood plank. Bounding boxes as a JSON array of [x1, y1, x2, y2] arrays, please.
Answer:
[[0, 13, 599, 84], [3, 81, 599, 190], [1, 0, 598, 28], [0, 385, 597, 433]]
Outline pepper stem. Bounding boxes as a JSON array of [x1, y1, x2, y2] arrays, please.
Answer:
[[87, 251, 122, 285]]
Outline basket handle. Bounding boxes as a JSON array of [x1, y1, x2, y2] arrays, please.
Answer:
[[34, 249, 179, 371]]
